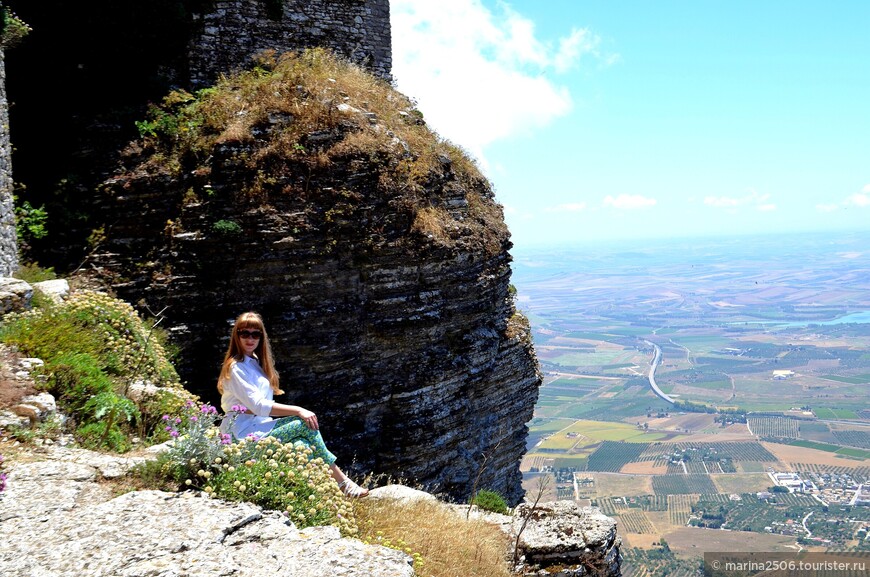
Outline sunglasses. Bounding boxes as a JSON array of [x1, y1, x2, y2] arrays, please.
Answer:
[[238, 329, 262, 340]]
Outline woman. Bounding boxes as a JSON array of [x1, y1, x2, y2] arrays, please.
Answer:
[[218, 311, 368, 497]]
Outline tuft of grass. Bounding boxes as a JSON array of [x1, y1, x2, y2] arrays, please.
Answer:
[[354, 496, 512, 577], [411, 206, 452, 243]]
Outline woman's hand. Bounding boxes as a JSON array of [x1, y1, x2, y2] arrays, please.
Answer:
[[298, 408, 319, 431]]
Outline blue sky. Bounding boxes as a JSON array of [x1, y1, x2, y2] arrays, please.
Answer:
[[390, 1, 870, 248]]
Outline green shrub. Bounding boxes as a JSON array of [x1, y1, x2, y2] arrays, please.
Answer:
[[45, 352, 114, 414], [472, 489, 509, 515], [156, 401, 230, 481], [77, 392, 140, 451], [77, 422, 132, 453], [206, 436, 355, 533], [0, 290, 193, 451], [15, 200, 49, 245], [0, 8, 31, 48], [2, 309, 105, 370], [13, 263, 57, 284], [212, 219, 243, 235]]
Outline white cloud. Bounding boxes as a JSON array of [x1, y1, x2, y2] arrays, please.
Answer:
[[544, 202, 587, 212], [390, 0, 609, 163], [553, 28, 599, 73], [846, 193, 870, 207], [818, 188, 870, 212], [704, 196, 740, 208], [704, 189, 771, 211], [603, 194, 656, 210]]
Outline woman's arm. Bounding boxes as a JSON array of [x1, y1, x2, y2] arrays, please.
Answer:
[[227, 362, 319, 430], [227, 364, 274, 417], [269, 402, 319, 430]]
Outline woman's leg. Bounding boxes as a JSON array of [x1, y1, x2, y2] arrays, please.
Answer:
[[267, 417, 367, 497], [331, 463, 369, 497], [267, 416, 337, 464]]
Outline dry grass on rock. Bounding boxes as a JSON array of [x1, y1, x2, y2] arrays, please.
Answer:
[[354, 497, 513, 577]]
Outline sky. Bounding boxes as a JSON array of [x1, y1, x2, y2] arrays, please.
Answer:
[[389, 0, 870, 248]]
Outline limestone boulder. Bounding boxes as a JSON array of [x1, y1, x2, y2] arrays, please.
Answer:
[[0, 277, 32, 315], [369, 483, 439, 503], [512, 501, 622, 577], [32, 278, 70, 303]]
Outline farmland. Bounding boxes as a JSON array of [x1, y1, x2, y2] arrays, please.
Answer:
[[512, 231, 870, 563]]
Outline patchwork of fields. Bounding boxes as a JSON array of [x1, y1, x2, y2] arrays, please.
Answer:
[[512, 234, 870, 564]]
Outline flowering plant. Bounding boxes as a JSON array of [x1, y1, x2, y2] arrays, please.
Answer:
[[151, 402, 358, 536], [192, 435, 358, 536], [158, 400, 231, 481]]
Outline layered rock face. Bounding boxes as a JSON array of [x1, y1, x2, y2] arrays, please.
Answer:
[[91, 52, 541, 504]]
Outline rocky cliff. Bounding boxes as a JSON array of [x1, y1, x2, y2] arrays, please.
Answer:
[[89, 50, 541, 505]]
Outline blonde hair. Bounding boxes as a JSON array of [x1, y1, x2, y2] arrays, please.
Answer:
[[217, 311, 282, 395]]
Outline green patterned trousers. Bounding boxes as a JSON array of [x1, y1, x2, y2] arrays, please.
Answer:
[[266, 416, 337, 465]]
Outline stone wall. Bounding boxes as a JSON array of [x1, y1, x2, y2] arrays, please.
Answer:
[[188, 0, 391, 87], [0, 50, 17, 276]]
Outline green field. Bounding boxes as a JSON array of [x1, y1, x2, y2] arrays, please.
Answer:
[[586, 441, 650, 472], [667, 336, 732, 353], [651, 474, 718, 495], [535, 420, 669, 453], [545, 377, 612, 390], [836, 447, 870, 459], [547, 350, 628, 366], [684, 379, 732, 390], [820, 374, 870, 384], [785, 439, 870, 459], [813, 407, 860, 420]]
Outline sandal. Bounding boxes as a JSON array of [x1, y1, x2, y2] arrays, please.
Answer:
[[339, 478, 369, 498]]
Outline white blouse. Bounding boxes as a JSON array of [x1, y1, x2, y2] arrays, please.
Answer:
[[219, 355, 277, 439]]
